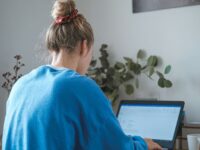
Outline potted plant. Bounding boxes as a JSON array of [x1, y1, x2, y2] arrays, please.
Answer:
[[1, 55, 25, 94], [87, 44, 172, 105]]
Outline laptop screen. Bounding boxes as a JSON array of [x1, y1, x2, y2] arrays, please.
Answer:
[[117, 104, 181, 141]]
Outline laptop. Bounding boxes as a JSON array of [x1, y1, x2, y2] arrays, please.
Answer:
[[117, 100, 184, 149]]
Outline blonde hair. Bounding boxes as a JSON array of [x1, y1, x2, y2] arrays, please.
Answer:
[[46, 0, 94, 53]]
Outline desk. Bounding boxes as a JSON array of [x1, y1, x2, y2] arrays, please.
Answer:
[[175, 123, 200, 150]]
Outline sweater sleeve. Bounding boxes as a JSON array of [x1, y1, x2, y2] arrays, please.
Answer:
[[94, 101, 148, 150], [77, 77, 148, 150]]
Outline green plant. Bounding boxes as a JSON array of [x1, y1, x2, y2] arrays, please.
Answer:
[[87, 44, 172, 105], [1, 55, 25, 94]]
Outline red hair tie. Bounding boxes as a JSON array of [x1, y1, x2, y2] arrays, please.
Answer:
[[55, 9, 78, 25]]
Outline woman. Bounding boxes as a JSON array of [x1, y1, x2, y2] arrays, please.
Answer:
[[2, 0, 161, 150]]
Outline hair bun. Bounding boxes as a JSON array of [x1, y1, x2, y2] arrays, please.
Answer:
[[52, 0, 76, 19]]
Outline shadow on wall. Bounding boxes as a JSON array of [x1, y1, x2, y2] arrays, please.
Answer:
[[0, 135, 2, 150], [0, 90, 7, 137]]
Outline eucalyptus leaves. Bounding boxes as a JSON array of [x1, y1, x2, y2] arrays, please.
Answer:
[[87, 44, 172, 105]]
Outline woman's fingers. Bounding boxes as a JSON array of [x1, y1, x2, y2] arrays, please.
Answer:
[[144, 138, 162, 150]]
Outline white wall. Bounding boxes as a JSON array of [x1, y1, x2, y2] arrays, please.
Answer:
[[76, 0, 200, 123], [0, 0, 54, 135]]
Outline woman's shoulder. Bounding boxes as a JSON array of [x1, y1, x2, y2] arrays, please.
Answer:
[[35, 65, 100, 92], [57, 71, 99, 92]]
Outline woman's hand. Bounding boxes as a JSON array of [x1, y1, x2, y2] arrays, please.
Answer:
[[144, 138, 162, 150]]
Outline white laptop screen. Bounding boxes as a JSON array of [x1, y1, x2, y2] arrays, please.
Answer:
[[117, 104, 181, 141]]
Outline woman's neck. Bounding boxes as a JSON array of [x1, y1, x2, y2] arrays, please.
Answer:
[[51, 50, 79, 71]]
